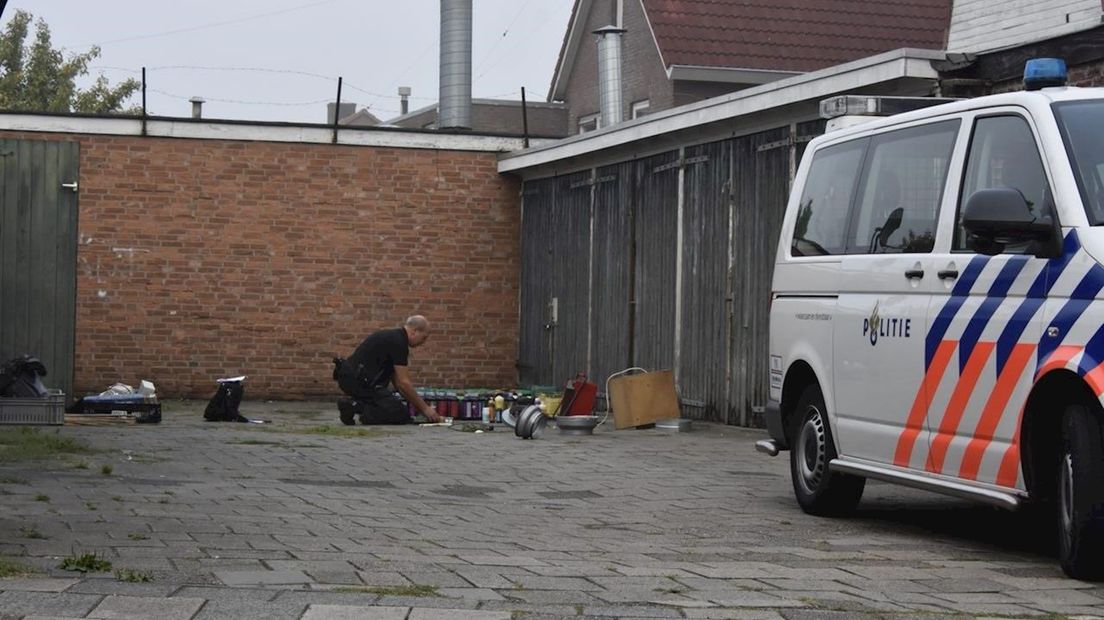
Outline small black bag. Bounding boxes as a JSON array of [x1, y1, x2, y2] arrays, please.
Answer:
[[0, 355, 48, 398], [203, 381, 247, 422]]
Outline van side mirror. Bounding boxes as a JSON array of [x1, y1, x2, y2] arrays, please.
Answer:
[[962, 188, 1060, 257]]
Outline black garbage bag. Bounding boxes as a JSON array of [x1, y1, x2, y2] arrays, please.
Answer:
[[0, 355, 49, 398], [203, 381, 248, 422]]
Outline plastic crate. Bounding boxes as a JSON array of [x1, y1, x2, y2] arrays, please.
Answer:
[[0, 391, 65, 425]]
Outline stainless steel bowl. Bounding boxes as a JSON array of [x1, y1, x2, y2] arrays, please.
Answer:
[[555, 415, 600, 436]]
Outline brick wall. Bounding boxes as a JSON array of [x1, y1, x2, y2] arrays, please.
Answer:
[[0, 130, 521, 399]]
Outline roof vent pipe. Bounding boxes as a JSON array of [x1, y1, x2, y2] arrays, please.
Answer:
[[594, 26, 626, 128], [189, 96, 205, 119], [439, 0, 472, 130]]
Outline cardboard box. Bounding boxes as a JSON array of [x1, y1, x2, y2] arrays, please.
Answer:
[[608, 370, 680, 429]]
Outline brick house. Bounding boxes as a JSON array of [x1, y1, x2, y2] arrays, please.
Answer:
[[551, 0, 952, 134]]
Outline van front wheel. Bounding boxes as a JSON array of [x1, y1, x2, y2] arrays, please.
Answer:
[[1058, 402, 1104, 580], [789, 384, 864, 516]]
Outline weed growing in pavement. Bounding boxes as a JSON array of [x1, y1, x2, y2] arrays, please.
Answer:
[[19, 526, 45, 539], [295, 425, 390, 439], [0, 428, 93, 462], [100, 464, 113, 475], [0, 476, 28, 484], [127, 533, 149, 541], [0, 556, 38, 577], [85, 501, 97, 511], [112, 496, 123, 502], [34, 494, 48, 502], [115, 568, 152, 582], [59, 552, 112, 573], [228, 439, 286, 446], [72, 461, 88, 469], [333, 584, 439, 597]]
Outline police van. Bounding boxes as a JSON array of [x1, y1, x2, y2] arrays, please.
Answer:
[[758, 59, 1104, 579]]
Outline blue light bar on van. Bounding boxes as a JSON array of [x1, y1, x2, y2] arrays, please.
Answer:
[[1024, 58, 1067, 90]]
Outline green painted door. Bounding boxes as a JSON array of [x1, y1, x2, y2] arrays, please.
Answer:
[[0, 139, 80, 399]]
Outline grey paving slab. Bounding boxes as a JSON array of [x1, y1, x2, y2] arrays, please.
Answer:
[[0, 577, 80, 592], [2, 401, 1104, 617], [407, 609, 513, 620], [300, 605, 408, 620], [87, 595, 205, 619], [0, 591, 103, 616]]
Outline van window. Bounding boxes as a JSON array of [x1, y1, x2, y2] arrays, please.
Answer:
[[791, 140, 866, 256], [1054, 101, 1104, 225], [955, 115, 1052, 250], [846, 120, 959, 254]]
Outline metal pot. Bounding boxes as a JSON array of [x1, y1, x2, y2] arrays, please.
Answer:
[[514, 405, 547, 439]]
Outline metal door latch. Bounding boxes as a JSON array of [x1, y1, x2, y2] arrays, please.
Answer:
[[61, 181, 78, 193]]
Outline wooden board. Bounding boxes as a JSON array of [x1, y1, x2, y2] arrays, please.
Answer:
[[608, 370, 680, 429]]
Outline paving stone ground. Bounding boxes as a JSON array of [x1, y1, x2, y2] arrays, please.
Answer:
[[1, 400, 1103, 619]]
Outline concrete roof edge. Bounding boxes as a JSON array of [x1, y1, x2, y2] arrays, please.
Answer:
[[498, 47, 946, 172]]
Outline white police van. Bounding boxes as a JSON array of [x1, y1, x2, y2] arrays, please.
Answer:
[[759, 59, 1104, 579]]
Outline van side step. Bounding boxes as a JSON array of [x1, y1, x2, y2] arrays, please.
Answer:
[[829, 458, 1022, 510]]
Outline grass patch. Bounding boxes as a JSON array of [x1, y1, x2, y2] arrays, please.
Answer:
[[297, 425, 390, 438], [127, 533, 149, 541], [0, 476, 28, 484], [0, 556, 38, 577], [115, 568, 152, 582], [100, 464, 113, 475], [334, 584, 439, 597], [0, 428, 93, 462], [19, 526, 45, 539], [34, 494, 48, 502], [59, 552, 112, 573]]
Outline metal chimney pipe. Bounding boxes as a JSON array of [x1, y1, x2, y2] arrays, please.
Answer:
[[189, 96, 205, 119], [439, 0, 472, 130], [593, 26, 626, 128], [398, 86, 412, 116]]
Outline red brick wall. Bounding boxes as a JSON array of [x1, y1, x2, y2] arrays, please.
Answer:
[[0, 130, 521, 399]]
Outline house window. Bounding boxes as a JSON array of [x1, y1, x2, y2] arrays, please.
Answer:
[[578, 113, 599, 134], [631, 100, 651, 119]]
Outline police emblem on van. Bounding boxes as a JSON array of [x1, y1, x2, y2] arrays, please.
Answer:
[[862, 303, 911, 346]]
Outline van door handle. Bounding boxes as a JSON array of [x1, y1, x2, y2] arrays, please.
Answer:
[[904, 269, 924, 280], [938, 269, 960, 280]]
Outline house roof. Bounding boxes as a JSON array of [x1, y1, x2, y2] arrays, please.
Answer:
[[550, 0, 951, 100]]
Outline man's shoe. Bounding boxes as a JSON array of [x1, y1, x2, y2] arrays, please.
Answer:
[[338, 399, 356, 426]]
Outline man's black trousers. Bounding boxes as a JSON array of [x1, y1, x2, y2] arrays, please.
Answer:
[[336, 375, 409, 425]]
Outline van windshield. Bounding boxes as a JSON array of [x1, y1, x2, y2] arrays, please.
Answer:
[[1054, 100, 1104, 225]]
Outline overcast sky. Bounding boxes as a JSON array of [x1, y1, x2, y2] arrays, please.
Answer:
[[2, 0, 575, 124]]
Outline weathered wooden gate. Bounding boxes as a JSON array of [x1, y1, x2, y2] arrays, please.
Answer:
[[517, 121, 826, 425], [0, 139, 80, 399]]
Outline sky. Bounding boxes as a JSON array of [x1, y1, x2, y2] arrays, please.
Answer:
[[1, 0, 575, 124]]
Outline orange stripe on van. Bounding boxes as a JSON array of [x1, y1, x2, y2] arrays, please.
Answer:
[[996, 408, 1024, 488], [1035, 345, 1083, 379], [894, 340, 956, 468], [1083, 361, 1104, 397], [958, 343, 1035, 481], [927, 342, 995, 474], [995, 346, 1082, 488]]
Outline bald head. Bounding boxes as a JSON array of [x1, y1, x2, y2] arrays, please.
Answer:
[[404, 315, 431, 347]]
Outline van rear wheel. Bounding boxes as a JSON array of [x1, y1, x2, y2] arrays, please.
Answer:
[[1058, 402, 1104, 580], [789, 384, 864, 516]]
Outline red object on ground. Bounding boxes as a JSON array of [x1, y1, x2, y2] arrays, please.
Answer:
[[562, 373, 597, 416]]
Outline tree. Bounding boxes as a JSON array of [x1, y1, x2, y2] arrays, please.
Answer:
[[0, 10, 139, 114]]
